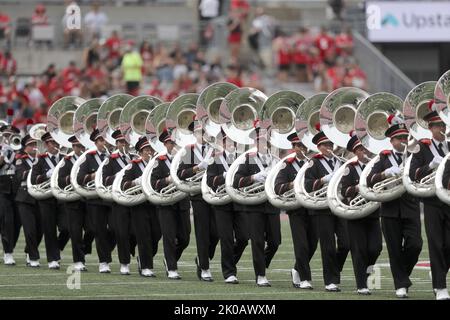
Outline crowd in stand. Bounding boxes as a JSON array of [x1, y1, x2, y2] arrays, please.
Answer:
[[0, 34, 264, 130], [0, 0, 367, 129], [271, 26, 367, 92]]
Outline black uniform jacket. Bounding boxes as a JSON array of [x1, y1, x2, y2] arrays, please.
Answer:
[[367, 150, 418, 218], [409, 138, 449, 206], [304, 154, 341, 215], [151, 153, 190, 210], [14, 152, 37, 205], [232, 151, 279, 214], [274, 155, 307, 215], [341, 160, 379, 219]]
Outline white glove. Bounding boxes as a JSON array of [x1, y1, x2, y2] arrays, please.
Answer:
[[429, 156, 443, 170], [46, 168, 55, 178], [197, 159, 209, 170], [133, 176, 142, 185], [322, 173, 333, 184], [384, 166, 401, 177], [253, 171, 267, 183], [165, 175, 173, 184], [222, 172, 227, 178]]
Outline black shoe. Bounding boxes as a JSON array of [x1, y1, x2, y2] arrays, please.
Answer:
[[195, 257, 201, 280]]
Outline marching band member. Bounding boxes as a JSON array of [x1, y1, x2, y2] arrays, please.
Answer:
[[102, 129, 136, 275], [304, 124, 349, 292], [177, 119, 219, 282], [409, 103, 450, 300], [206, 129, 249, 284], [15, 134, 42, 267], [0, 124, 21, 265], [233, 126, 281, 287], [121, 136, 161, 277], [151, 129, 191, 280], [341, 131, 382, 295], [58, 136, 94, 272], [367, 115, 422, 298], [77, 128, 115, 273], [30, 132, 69, 270], [274, 132, 318, 290]]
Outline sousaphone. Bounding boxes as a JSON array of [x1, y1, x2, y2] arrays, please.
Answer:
[[264, 91, 305, 210], [47, 96, 86, 201], [402, 81, 438, 198], [357, 93, 405, 202], [70, 98, 104, 199], [142, 102, 188, 205], [97, 94, 133, 145]]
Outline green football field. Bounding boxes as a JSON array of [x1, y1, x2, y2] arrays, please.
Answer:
[[0, 213, 444, 300]]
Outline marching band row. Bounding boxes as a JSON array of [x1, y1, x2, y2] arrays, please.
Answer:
[[0, 71, 450, 300]]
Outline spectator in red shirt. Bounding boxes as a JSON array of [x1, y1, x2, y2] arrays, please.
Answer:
[[140, 40, 154, 76], [231, 0, 250, 21], [292, 27, 313, 82], [0, 10, 11, 47], [61, 61, 81, 81], [165, 79, 181, 102], [273, 29, 291, 82], [85, 60, 106, 81], [104, 30, 122, 68], [335, 27, 354, 57], [147, 79, 163, 99], [343, 58, 368, 90], [32, 102, 49, 124], [0, 51, 16, 76], [225, 64, 243, 87], [326, 57, 346, 90], [31, 4, 49, 26], [227, 10, 243, 62], [315, 26, 335, 60]]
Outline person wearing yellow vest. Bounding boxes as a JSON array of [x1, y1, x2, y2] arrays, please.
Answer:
[[121, 40, 143, 96]]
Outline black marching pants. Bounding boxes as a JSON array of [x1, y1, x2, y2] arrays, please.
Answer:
[[65, 200, 95, 263], [158, 205, 191, 271], [18, 202, 42, 261], [87, 202, 114, 264], [288, 210, 319, 281], [38, 198, 69, 262], [423, 202, 450, 289], [347, 216, 382, 289], [131, 203, 161, 270], [191, 199, 219, 270], [247, 212, 281, 277], [214, 205, 249, 279], [381, 216, 422, 289], [0, 193, 21, 254], [317, 214, 350, 286]]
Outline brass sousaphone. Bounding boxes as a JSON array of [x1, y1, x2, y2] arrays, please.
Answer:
[[70, 98, 104, 199], [357, 93, 405, 202], [264, 91, 305, 210], [402, 81, 438, 198], [223, 87, 270, 205], [111, 95, 163, 206], [141, 102, 188, 205], [198, 82, 239, 206], [48, 96, 86, 201]]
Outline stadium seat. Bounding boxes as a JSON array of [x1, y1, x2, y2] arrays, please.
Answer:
[[14, 17, 31, 46], [32, 25, 54, 44]]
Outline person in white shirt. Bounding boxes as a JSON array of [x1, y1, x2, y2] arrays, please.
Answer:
[[84, 2, 108, 42]]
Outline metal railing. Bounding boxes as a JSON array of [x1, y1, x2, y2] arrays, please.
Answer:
[[352, 31, 416, 98]]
